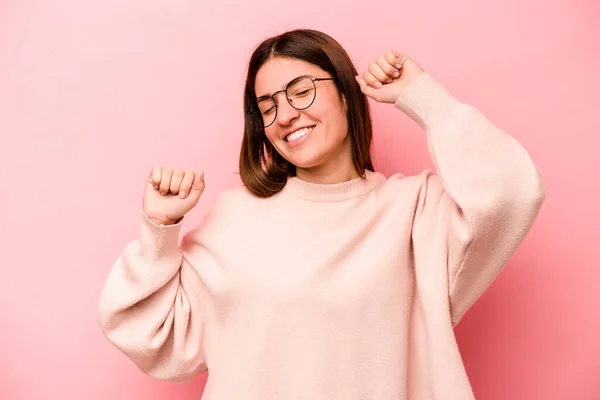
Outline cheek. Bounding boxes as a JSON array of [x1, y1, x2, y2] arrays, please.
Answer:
[[317, 96, 346, 128], [323, 105, 348, 134], [264, 128, 279, 144]]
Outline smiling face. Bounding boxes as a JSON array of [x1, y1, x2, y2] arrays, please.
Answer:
[[254, 57, 356, 182]]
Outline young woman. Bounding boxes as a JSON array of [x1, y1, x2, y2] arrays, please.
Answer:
[[98, 29, 544, 399]]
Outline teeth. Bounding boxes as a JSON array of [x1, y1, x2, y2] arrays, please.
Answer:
[[286, 126, 314, 142]]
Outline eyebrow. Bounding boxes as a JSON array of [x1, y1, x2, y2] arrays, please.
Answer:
[[256, 94, 273, 102], [256, 86, 284, 101]]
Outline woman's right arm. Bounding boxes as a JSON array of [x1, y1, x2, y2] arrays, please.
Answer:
[[97, 211, 211, 382]]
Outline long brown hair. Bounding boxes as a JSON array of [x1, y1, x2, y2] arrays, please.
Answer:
[[239, 29, 374, 198]]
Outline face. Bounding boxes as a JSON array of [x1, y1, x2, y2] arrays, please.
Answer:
[[254, 57, 352, 177]]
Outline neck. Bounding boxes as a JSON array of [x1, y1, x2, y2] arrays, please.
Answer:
[[295, 138, 359, 184], [295, 166, 360, 185]]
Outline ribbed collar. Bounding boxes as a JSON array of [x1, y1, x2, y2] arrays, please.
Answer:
[[282, 170, 384, 202]]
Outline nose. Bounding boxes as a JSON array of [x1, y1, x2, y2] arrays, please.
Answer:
[[274, 93, 300, 126]]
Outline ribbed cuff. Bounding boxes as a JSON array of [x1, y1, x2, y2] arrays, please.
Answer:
[[394, 72, 465, 132], [140, 209, 183, 256]]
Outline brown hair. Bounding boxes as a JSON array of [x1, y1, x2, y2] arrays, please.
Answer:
[[239, 29, 374, 198]]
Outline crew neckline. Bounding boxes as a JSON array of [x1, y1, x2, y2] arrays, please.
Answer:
[[282, 170, 384, 202]]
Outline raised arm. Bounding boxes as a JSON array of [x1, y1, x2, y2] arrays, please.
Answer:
[[98, 168, 213, 379], [357, 53, 544, 325], [395, 72, 544, 325]]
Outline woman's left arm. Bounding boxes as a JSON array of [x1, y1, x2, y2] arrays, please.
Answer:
[[357, 52, 545, 326]]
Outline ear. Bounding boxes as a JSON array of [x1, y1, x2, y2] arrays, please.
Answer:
[[341, 94, 348, 112]]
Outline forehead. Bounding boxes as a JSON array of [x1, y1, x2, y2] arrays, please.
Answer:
[[255, 57, 328, 96]]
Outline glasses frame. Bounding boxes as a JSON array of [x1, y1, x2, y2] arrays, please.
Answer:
[[249, 75, 335, 128]]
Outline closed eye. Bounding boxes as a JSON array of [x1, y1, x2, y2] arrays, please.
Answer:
[[262, 106, 276, 115], [294, 89, 312, 96]]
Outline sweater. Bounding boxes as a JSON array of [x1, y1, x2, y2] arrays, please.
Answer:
[[97, 73, 545, 400]]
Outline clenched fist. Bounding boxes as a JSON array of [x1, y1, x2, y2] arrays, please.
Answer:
[[142, 167, 205, 226], [355, 51, 425, 104]]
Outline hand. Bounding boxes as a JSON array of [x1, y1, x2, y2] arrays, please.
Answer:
[[355, 51, 425, 104], [142, 167, 205, 225]]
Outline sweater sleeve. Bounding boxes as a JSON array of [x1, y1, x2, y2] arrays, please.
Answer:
[[395, 73, 545, 326], [97, 210, 212, 381]]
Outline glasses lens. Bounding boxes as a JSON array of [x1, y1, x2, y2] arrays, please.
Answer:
[[257, 99, 277, 127], [287, 77, 316, 110]]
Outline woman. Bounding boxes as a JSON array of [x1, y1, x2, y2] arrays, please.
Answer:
[[98, 29, 544, 399]]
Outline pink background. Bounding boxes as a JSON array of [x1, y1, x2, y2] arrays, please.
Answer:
[[1, 0, 598, 399]]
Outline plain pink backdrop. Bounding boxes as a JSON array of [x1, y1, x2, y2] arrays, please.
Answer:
[[1, 0, 598, 399]]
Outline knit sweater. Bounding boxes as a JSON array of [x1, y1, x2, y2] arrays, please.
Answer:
[[98, 73, 545, 400]]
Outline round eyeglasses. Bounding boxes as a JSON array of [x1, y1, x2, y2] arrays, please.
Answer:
[[250, 75, 335, 128]]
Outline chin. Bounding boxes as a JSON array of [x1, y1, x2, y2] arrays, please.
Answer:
[[276, 146, 320, 169], [287, 158, 322, 170]]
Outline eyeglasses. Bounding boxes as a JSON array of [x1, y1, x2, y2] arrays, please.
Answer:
[[250, 75, 335, 128]]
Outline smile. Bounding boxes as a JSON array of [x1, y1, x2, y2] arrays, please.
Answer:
[[286, 126, 315, 143]]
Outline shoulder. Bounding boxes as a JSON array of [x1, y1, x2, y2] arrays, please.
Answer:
[[201, 184, 261, 224], [374, 169, 441, 196], [181, 185, 256, 246], [371, 170, 449, 215], [215, 184, 256, 206]]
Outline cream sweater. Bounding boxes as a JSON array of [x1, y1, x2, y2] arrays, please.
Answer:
[[98, 73, 545, 399]]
